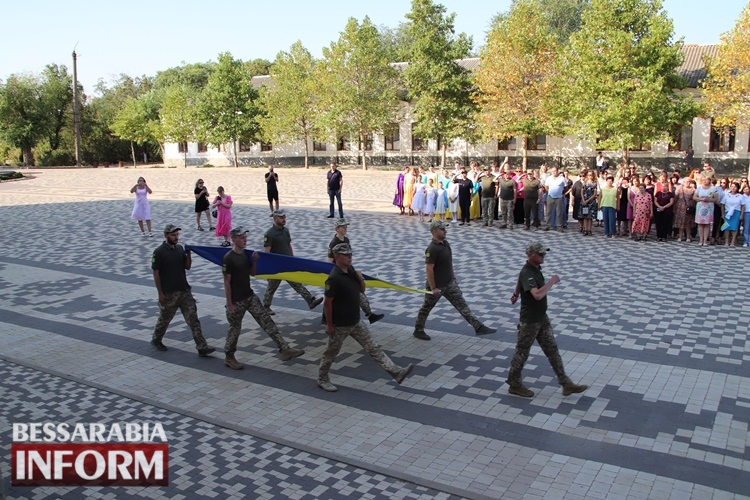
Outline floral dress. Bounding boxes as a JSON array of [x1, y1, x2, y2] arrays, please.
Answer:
[[631, 192, 652, 233], [579, 181, 598, 219], [694, 186, 717, 225], [673, 187, 695, 229]]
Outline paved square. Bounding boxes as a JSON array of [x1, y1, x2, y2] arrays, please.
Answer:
[[0, 168, 748, 499]]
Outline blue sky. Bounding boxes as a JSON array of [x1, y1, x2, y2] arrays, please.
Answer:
[[0, 0, 746, 94]]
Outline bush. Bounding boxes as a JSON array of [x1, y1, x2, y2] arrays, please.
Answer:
[[0, 172, 24, 181], [198, 163, 214, 168]]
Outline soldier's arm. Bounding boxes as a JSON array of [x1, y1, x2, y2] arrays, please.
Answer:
[[184, 247, 191, 270], [223, 273, 236, 314], [530, 275, 560, 301], [152, 270, 166, 305]]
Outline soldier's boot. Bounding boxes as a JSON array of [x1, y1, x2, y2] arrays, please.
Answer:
[[280, 347, 305, 361], [562, 383, 588, 396], [367, 313, 385, 324], [151, 339, 168, 351], [224, 355, 244, 370], [475, 325, 496, 335], [391, 364, 414, 385], [309, 297, 324, 309], [198, 346, 216, 357], [317, 380, 338, 392], [413, 329, 431, 341], [508, 385, 534, 398]]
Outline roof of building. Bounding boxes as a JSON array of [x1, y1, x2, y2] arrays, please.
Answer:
[[251, 46, 718, 90]]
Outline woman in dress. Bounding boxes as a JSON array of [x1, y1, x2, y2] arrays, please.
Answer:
[[194, 179, 214, 231], [626, 175, 640, 238], [653, 179, 675, 242], [631, 183, 653, 241], [693, 175, 718, 247], [130, 176, 153, 237], [211, 186, 233, 247], [721, 182, 745, 247], [447, 174, 460, 223], [580, 171, 599, 236], [742, 185, 750, 247], [412, 177, 426, 222], [616, 177, 630, 236], [424, 178, 437, 222], [393, 167, 406, 215], [674, 179, 697, 242], [403, 167, 416, 215]]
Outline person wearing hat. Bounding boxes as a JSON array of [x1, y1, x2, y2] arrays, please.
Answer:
[[222, 226, 305, 369], [262, 210, 324, 314], [479, 165, 498, 227], [150, 224, 215, 357], [506, 241, 588, 398], [413, 220, 496, 340], [318, 243, 413, 392], [324, 219, 384, 324]]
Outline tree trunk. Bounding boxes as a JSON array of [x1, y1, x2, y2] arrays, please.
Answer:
[[623, 147, 630, 170], [233, 140, 239, 168], [130, 141, 137, 167], [441, 143, 447, 169], [303, 135, 309, 169], [22, 147, 34, 167], [522, 135, 528, 171], [183, 149, 187, 168]]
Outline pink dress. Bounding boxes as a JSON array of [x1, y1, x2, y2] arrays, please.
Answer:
[[631, 192, 652, 233], [130, 187, 151, 221], [214, 195, 232, 238]]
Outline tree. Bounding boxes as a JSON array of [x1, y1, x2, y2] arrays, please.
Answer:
[[154, 62, 215, 91], [111, 91, 162, 166], [489, 0, 590, 46], [317, 17, 402, 169], [379, 23, 413, 62], [0, 73, 44, 165], [199, 52, 260, 167], [402, 0, 476, 167], [40, 64, 74, 152], [702, 3, 750, 129], [552, 0, 698, 166], [161, 85, 200, 167], [475, 0, 560, 169], [245, 58, 273, 77], [259, 41, 320, 169]]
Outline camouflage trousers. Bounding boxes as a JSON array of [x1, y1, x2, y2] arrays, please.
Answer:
[[506, 315, 571, 388], [500, 199, 515, 227], [481, 197, 496, 225], [263, 279, 316, 308], [414, 279, 482, 333], [153, 290, 208, 350], [318, 321, 400, 383], [225, 294, 289, 356]]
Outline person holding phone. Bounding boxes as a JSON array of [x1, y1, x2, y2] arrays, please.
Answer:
[[194, 179, 214, 231]]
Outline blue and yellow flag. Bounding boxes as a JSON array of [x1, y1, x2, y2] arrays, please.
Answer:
[[187, 245, 426, 293]]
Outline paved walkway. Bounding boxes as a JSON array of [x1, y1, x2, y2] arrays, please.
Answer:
[[1, 167, 748, 499]]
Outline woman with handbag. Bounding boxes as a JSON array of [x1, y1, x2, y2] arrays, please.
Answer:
[[693, 175, 718, 247], [194, 179, 215, 231], [580, 171, 599, 236], [674, 179, 696, 242], [212, 186, 233, 247]]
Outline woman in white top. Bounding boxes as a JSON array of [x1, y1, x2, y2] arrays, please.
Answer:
[[721, 182, 745, 247], [130, 177, 153, 237], [693, 175, 719, 247], [741, 185, 750, 247]]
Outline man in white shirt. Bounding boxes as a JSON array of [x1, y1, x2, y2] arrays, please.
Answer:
[[543, 166, 567, 231]]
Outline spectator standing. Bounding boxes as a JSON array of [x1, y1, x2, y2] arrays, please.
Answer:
[[130, 176, 153, 237], [211, 186, 233, 247], [265, 166, 280, 215], [654, 180, 675, 242], [327, 163, 344, 219], [194, 179, 214, 231]]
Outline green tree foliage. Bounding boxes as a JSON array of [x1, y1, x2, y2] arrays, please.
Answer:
[[402, 0, 475, 167], [111, 91, 163, 166], [316, 17, 402, 169], [154, 62, 215, 91], [259, 42, 320, 169], [160, 85, 201, 167], [245, 58, 273, 77], [199, 52, 260, 167], [489, 0, 590, 46], [475, 0, 560, 169], [702, 3, 750, 129], [553, 0, 698, 166], [379, 23, 413, 62]]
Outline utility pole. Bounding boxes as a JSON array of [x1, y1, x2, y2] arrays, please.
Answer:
[[72, 49, 82, 167]]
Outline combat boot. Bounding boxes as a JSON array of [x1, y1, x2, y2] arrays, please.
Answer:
[[224, 355, 244, 370], [280, 347, 305, 361], [392, 364, 414, 385], [562, 383, 588, 396]]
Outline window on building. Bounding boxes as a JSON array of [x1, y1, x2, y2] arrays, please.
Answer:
[[526, 135, 547, 151], [710, 121, 735, 152], [498, 137, 516, 151], [668, 124, 692, 152], [363, 133, 373, 151], [178, 142, 188, 153], [238, 141, 251, 152], [260, 141, 272, 152], [313, 140, 327, 152], [197, 142, 208, 153], [385, 124, 400, 151], [337, 136, 351, 151], [630, 142, 651, 152], [412, 123, 425, 151]]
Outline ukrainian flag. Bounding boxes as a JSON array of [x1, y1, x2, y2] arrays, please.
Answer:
[[187, 245, 426, 293]]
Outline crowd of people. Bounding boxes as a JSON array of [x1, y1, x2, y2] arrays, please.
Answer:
[[391, 159, 750, 247]]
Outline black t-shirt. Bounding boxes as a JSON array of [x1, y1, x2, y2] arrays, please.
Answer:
[[263, 226, 292, 255], [222, 250, 254, 303], [265, 172, 278, 192], [327, 170, 343, 191], [572, 180, 584, 199], [325, 265, 362, 326], [498, 178, 516, 201], [655, 191, 675, 215], [522, 178, 541, 199], [480, 176, 497, 198], [151, 243, 190, 294], [517, 262, 547, 324], [424, 239, 453, 289], [327, 234, 350, 259], [453, 178, 473, 198]]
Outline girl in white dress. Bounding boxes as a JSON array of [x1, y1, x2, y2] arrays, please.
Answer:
[[130, 177, 153, 237], [424, 179, 437, 222], [447, 177, 460, 223], [435, 182, 447, 222], [412, 179, 426, 222]]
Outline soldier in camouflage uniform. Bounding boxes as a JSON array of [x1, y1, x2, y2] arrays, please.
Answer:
[[151, 224, 215, 356], [413, 220, 496, 341], [507, 241, 588, 398], [222, 226, 305, 370], [261, 210, 324, 314], [317, 243, 413, 392]]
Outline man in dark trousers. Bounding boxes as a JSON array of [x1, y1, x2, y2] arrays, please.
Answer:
[[151, 224, 215, 356], [262, 210, 324, 314], [326, 162, 344, 219], [413, 220, 496, 340], [222, 226, 305, 370], [453, 168, 474, 226], [318, 243, 413, 392], [265, 165, 279, 215], [507, 241, 588, 398]]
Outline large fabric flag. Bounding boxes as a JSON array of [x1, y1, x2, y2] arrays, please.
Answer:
[[187, 245, 426, 294]]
